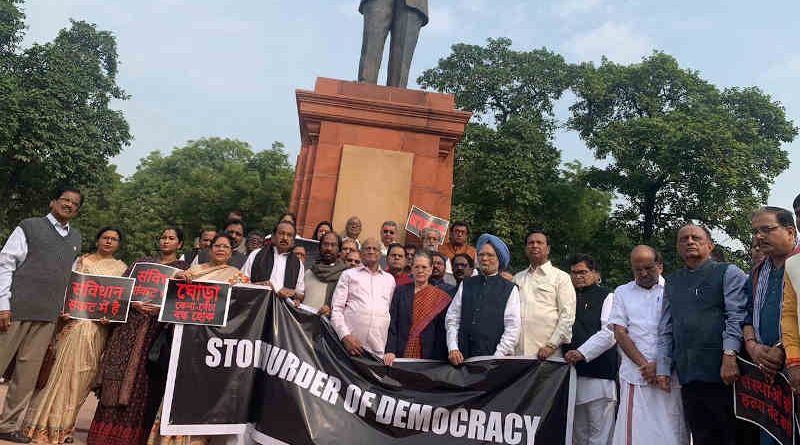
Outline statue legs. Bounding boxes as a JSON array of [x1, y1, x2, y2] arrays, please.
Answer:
[[386, 1, 424, 88], [358, 0, 425, 88], [358, 0, 393, 84]]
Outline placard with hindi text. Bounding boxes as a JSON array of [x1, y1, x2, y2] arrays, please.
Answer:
[[63, 271, 134, 323], [158, 279, 231, 327], [129, 262, 182, 304], [734, 357, 795, 445]]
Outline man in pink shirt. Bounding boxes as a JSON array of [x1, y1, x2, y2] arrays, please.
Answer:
[[331, 237, 396, 357]]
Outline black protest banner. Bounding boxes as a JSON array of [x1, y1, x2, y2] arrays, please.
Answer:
[[129, 262, 182, 304], [162, 288, 575, 444], [161, 285, 270, 436], [63, 271, 134, 322], [404, 205, 449, 241], [158, 279, 231, 327], [734, 357, 795, 445]]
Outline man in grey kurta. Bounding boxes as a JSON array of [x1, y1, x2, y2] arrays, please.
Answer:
[[0, 188, 83, 443], [358, 0, 428, 88]]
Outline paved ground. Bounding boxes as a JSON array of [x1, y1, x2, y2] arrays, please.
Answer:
[[0, 383, 95, 444]]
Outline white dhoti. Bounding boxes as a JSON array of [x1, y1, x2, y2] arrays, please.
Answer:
[[612, 378, 689, 445]]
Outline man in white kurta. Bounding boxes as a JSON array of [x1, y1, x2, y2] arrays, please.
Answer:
[[609, 246, 688, 445], [513, 230, 575, 359]]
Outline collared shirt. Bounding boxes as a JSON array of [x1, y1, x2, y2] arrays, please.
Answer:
[[241, 247, 305, 294], [609, 277, 665, 385], [444, 276, 522, 357], [0, 214, 71, 311], [330, 265, 396, 356], [656, 263, 748, 377], [513, 261, 576, 355]]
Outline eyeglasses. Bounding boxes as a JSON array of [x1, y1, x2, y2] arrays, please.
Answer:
[[383, 230, 395, 234], [57, 197, 81, 207], [751, 225, 782, 237]]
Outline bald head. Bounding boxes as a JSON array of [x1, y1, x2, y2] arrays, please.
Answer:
[[631, 245, 659, 263], [630, 245, 662, 289]]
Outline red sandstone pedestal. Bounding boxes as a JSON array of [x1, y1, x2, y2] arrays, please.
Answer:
[[289, 78, 471, 240]]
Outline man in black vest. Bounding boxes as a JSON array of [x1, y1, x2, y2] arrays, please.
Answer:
[[242, 221, 304, 304], [656, 224, 748, 445], [563, 254, 617, 445], [445, 234, 521, 365], [0, 187, 83, 443]]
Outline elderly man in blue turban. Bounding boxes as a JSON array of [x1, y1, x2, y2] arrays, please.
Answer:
[[445, 234, 521, 364]]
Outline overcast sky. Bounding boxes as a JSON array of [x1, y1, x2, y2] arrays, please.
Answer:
[[20, 0, 800, 210]]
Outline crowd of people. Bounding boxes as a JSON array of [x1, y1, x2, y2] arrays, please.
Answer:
[[0, 186, 800, 445]]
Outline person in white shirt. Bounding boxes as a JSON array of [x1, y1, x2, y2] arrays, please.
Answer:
[[330, 238, 395, 357], [563, 254, 617, 445], [513, 229, 576, 359], [242, 221, 305, 302], [609, 245, 688, 445], [445, 234, 520, 364]]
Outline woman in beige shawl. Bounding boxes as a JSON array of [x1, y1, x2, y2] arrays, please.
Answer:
[[23, 227, 128, 444], [147, 233, 247, 445]]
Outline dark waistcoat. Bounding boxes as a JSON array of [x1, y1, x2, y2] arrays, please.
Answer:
[[665, 260, 728, 385], [250, 246, 301, 289], [11, 217, 82, 322], [563, 284, 618, 380], [458, 274, 515, 358]]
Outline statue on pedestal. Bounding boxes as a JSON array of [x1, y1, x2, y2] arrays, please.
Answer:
[[357, 0, 429, 88]]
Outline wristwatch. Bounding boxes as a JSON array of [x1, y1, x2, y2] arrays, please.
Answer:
[[723, 349, 737, 356], [545, 342, 558, 350]]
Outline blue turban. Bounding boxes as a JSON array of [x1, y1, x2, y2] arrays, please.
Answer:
[[476, 233, 510, 270]]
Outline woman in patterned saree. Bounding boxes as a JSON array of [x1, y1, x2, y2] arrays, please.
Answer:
[[22, 227, 127, 443], [384, 251, 452, 366], [146, 233, 248, 445], [87, 227, 189, 445]]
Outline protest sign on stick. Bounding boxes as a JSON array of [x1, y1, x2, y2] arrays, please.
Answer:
[[404, 205, 449, 242]]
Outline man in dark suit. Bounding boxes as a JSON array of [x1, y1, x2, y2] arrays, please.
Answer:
[[358, 0, 429, 88]]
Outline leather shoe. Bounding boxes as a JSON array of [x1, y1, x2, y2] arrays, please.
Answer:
[[0, 431, 31, 443]]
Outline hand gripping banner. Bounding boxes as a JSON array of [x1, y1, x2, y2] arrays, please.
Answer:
[[162, 286, 576, 444]]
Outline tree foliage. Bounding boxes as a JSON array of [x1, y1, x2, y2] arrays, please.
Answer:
[[419, 38, 617, 274], [0, 1, 131, 236], [73, 138, 295, 262], [569, 52, 797, 244]]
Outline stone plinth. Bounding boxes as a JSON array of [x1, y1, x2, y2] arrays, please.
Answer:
[[289, 78, 471, 241]]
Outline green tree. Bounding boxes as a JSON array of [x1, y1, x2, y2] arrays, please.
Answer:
[[99, 138, 294, 262], [420, 38, 616, 271], [569, 52, 797, 245], [0, 0, 131, 235]]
